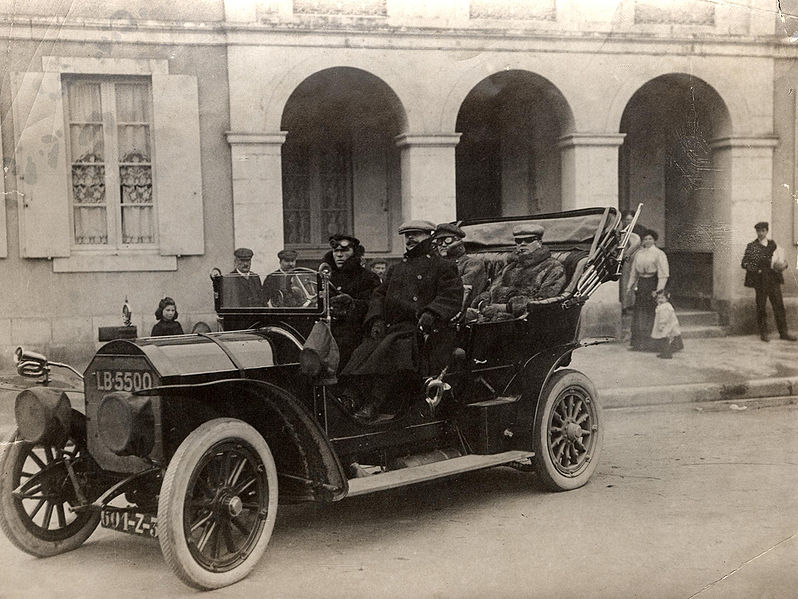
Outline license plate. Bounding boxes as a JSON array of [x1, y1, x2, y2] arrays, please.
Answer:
[[101, 509, 158, 538]]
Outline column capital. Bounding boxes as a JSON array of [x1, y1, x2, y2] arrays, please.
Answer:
[[395, 132, 462, 148], [557, 133, 626, 149], [226, 131, 288, 146], [710, 136, 779, 150]]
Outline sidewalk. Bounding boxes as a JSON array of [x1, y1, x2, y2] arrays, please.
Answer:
[[1, 335, 797, 423], [570, 334, 798, 408]]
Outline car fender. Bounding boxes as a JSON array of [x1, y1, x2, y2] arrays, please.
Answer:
[[148, 378, 348, 502]]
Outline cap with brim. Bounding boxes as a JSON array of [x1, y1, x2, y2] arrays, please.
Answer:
[[433, 222, 465, 239], [754, 221, 769, 230], [277, 249, 298, 260], [398, 220, 435, 235], [512, 224, 544, 239], [234, 247, 254, 259]]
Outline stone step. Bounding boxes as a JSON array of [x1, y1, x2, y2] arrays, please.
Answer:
[[675, 309, 720, 327], [680, 324, 728, 339]]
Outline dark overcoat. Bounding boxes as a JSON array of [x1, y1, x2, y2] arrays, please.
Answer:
[[223, 271, 263, 307], [343, 238, 462, 376], [741, 239, 783, 288], [322, 251, 381, 367]]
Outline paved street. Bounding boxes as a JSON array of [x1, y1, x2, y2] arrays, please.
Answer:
[[0, 401, 795, 598]]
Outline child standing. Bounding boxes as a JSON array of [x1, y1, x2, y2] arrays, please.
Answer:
[[651, 290, 683, 359], [151, 297, 184, 336]]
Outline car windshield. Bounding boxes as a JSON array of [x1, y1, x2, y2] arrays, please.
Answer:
[[219, 269, 319, 310]]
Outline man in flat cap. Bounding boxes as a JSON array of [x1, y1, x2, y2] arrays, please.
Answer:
[[320, 234, 381, 368], [263, 248, 303, 307], [433, 222, 487, 310], [342, 219, 462, 421], [741, 221, 796, 342], [223, 247, 263, 308], [471, 223, 566, 321]]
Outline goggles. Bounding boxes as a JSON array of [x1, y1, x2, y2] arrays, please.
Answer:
[[432, 235, 460, 247], [514, 236, 541, 245], [330, 239, 355, 251]]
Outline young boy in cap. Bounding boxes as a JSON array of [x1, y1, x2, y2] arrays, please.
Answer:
[[263, 249, 301, 307], [433, 222, 487, 309], [223, 247, 263, 307], [471, 223, 566, 320], [741, 221, 796, 342]]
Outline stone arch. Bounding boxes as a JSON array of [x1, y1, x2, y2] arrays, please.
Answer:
[[452, 69, 575, 219], [607, 69, 734, 136], [618, 72, 733, 310], [279, 67, 408, 253], [440, 62, 576, 134], [265, 59, 412, 133]]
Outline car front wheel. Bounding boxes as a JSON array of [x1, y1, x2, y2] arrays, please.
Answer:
[[0, 416, 101, 557], [157, 418, 278, 590], [533, 369, 603, 491]]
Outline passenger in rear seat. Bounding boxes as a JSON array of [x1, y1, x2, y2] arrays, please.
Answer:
[[432, 222, 488, 310], [469, 224, 566, 321]]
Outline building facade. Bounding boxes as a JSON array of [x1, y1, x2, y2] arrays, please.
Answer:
[[1, 0, 797, 365]]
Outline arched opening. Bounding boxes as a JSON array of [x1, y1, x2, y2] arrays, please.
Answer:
[[619, 74, 732, 309], [281, 67, 406, 253], [455, 70, 573, 220]]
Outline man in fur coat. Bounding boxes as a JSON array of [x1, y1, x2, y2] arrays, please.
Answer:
[[472, 223, 566, 321], [321, 234, 382, 368]]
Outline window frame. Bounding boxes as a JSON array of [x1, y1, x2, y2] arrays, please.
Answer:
[[63, 75, 159, 253]]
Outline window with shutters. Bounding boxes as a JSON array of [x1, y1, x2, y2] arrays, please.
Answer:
[[65, 77, 157, 250]]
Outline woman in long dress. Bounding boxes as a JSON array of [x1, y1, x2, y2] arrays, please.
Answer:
[[626, 229, 669, 351]]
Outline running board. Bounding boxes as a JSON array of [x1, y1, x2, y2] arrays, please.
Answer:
[[346, 450, 535, 497]]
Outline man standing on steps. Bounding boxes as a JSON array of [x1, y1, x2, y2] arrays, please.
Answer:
[[741, 221, 796, 342]]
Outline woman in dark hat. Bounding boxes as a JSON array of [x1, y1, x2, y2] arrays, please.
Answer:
[[321, 234, 382, 369], [626, 229, 669, 351]]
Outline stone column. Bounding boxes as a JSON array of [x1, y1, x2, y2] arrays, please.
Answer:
[[395, 133, 461, 225], [558, 133, 626, 337], [710, 136, 778, 331], [226, 132, 287, 276], [558, 133, 626, 210]]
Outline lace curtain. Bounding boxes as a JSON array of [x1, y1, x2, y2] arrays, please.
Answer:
[[69, 82, 107, 245], [69, 81, 154, 246]]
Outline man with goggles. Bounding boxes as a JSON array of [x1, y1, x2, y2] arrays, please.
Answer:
[[469, 223, 566, 321], [432, 222, 487, 310], [320, 234, 381, 368]]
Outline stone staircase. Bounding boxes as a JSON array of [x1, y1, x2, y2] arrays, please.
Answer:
[[676, 308, 727, 339]]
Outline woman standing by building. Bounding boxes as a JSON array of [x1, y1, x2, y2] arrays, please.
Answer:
[[626, 229, 669, 351]]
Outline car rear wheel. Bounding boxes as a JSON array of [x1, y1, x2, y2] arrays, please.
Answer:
[[0, 416, 101, 556], [158, 418, 278, 590], [533, 369, 603, 491]]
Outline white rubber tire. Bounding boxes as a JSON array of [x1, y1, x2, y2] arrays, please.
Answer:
[[533, 369, 603, 491], [158, 418, 278, 590]]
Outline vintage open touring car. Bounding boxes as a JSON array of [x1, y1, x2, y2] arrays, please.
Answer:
[[0, 207, 637, 590]]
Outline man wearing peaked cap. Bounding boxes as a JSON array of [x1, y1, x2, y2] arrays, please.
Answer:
[[433, 222, 487, 308], [397, 220, 435, 235], [224, 247, 262, 308], [470, 221, 565, 321], [342, 218, 462, 422], [741, 220, 796, 341], [263, 248, 301, 307]]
